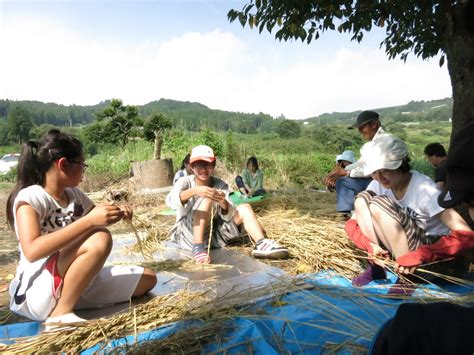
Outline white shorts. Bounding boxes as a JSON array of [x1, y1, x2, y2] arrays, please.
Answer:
[[10, 254, 144, 321]]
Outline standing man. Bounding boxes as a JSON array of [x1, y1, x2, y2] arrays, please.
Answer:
[[424, 143, 447, 188], [323, 110, 384, 217]]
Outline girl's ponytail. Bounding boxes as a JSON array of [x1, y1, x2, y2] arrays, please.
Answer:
[[6, 130, 83, 228]]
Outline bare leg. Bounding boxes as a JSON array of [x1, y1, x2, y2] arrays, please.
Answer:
[[192, 198, 213, 244], [51, 230, 112, 317], [370, 204, 410, 258], [132, 268, 157, 297], [233, 204, 265, 242], [354, 196, 379, 244]]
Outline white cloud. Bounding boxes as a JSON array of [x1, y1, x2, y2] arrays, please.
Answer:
[[0, 15, 451, 119]]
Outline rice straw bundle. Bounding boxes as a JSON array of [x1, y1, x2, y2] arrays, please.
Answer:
[[257, 207, 363, 278], [4, 273, 472, 354], [2, 279, 304, 353], [121, 276, 473, 354], [3, 290, 211, 353]]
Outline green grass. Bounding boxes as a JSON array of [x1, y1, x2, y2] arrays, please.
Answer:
[[0, 122, 449, 190], [0, 145, 21, 156]]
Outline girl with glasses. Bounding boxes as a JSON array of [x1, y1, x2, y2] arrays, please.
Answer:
[[6, 129, 156, 330]]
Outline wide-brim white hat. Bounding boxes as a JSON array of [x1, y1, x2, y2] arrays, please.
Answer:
[[359, 134, 408, 175]]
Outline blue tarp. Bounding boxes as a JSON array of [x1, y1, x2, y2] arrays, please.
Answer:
[[1, 271, 472, 354]]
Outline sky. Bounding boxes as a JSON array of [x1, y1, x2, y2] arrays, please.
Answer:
[[0, 0, 452, 120]]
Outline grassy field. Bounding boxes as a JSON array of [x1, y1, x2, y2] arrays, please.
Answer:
[[0, 122, 448, 190]]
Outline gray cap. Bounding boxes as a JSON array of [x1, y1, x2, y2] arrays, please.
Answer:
[[349, 110, 380, 129]]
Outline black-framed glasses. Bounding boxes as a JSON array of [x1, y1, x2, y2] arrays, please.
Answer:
[[70, 160, 89, 170]]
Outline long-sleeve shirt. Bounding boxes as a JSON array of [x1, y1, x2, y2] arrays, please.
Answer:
[[241, 168, 264, 191], [166, 175, 235, 223]]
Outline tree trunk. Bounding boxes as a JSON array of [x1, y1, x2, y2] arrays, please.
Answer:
[[444, 2, 474, 142], [154, 134, 163, 160]]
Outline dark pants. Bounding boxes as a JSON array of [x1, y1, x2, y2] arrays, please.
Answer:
[[335, 176, 372, 212], [235, 176, 266, 196]]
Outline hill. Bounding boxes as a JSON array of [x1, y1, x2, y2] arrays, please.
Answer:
[[306, 97, 453, 125], [0, 97, 453, 134]]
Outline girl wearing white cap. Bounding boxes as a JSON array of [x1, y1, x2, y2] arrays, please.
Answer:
[[345, 134, 471, 294]]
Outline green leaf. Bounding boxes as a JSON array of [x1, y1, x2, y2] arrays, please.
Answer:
[[239, 13, 247, 27]]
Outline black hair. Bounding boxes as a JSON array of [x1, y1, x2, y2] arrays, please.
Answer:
[[247, 156, 259, 170], [6, 129, 83, 228], [180, 153, 191, 169], [398, 156, 412, 173], [424, 143, 447, 157]]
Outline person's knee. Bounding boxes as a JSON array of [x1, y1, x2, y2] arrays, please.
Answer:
[[354, 197, 367, 211], [369, 196, 392, 219], [335, 176, 347, 190], [234, 203, 255, 225], [87, 229, 113, 257], [196, 197, 213, 212], [368, 202, 385, 221], [193, 199, 213, 223], [236, 203, 254, 218], [133, 267, 157, 297]]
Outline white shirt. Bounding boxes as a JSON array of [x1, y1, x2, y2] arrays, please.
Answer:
[[367, 170, 448, 237], [13, 185, 94, 273]]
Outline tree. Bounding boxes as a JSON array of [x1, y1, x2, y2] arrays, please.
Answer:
[[8, 106, 33, 144], [85, 99, 141, 149], [277, 119, 301, 138], [143, 112, 173, 159], [0, 119, 9, 145], [228, 1, 474, 141]]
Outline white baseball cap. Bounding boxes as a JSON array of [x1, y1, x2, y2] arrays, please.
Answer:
[[359, 134, 408, 175], [190, 145, 215, 164], [336, 150, 356, 163]]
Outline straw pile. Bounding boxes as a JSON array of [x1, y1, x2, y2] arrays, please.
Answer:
[[1, 279, 304, 353], [257, 208, 363, 278], [4, 276, 469, 353], [3, 166, 471, 353]]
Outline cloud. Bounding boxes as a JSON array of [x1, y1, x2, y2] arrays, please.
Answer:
[[0, 15, 451, 119]]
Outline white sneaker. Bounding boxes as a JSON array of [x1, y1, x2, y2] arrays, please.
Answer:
[[43, 312, 86, 332], [251, 238, 289, 259]]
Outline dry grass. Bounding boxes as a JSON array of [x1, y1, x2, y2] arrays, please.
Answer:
[[1, 279, 304, 353], [4, 178, 470, 353], [4, 276, 471, 354]]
